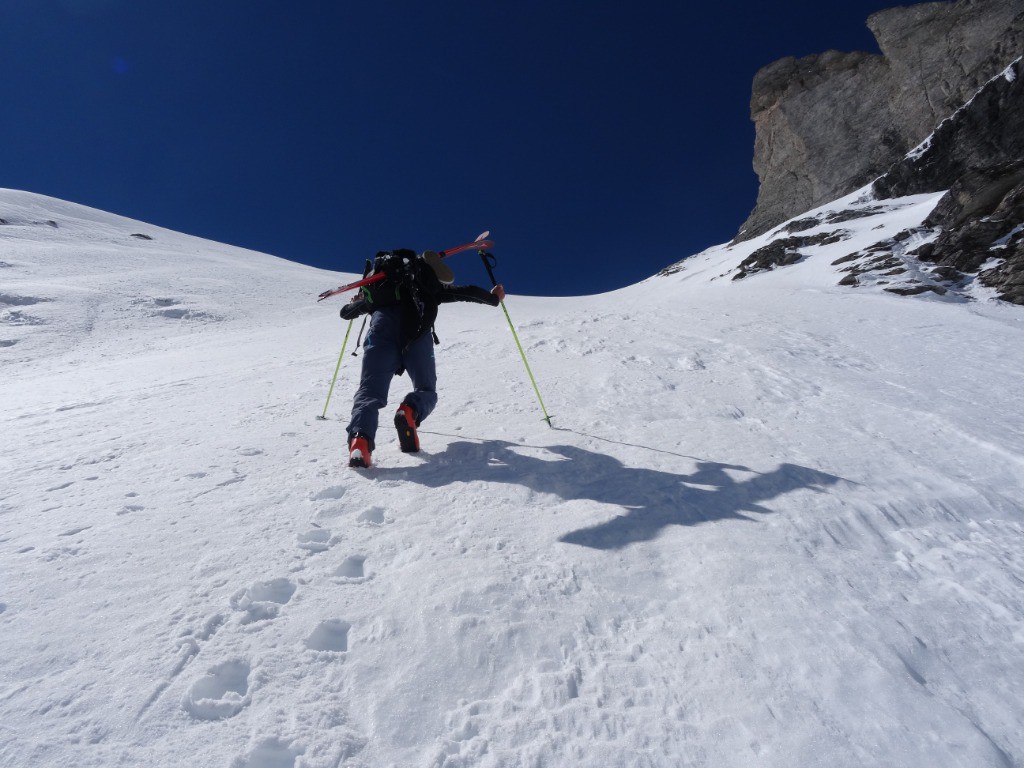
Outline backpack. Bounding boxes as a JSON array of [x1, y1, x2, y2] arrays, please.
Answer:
[[361, 249, 444, 345]]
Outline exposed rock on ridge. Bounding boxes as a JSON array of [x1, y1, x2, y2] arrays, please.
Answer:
[[874, 57, 1024, 304], [737, 0, 1024, 242]]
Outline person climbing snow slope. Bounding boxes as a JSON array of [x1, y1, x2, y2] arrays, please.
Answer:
[[340, 248, 504, 468]]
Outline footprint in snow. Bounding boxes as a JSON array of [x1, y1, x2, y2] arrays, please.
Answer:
[[312, 485, 346, 501], [357, 507, 388, 526], [138, 617, 223, 719], [296, 528, 332, 553], [40, 545, 82, 561], [333, 555, 367, 582], [313, 505, 346, 523], [305, 619, 351, 653], [230, 737, 302, 768], [193, 613, 227, 642], [182, 659, 252, 720], [230, 578, 296, 624]]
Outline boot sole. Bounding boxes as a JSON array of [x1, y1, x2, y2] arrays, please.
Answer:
[[394, 410, 420, 453]]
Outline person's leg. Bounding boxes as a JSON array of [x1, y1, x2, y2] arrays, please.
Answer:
[[347, 308, 403, 447], [400, 331, 438, 424]]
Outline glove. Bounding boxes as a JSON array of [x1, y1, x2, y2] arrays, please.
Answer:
[[340, 299, 367, 321]]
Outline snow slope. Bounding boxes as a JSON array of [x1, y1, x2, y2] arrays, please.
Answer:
[[2, 189, 1024, 768]]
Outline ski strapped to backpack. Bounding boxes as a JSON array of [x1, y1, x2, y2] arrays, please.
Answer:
[[316, 233, 493, 302]]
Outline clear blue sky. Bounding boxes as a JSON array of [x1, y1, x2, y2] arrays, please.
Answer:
[[2, 0, 903, 296]]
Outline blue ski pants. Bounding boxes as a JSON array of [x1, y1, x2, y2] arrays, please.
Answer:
[[346, 306, 437, 445]]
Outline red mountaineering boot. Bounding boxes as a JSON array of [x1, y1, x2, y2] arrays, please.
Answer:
[[348, 433, 372, 468], [394, 403, 420, 453]]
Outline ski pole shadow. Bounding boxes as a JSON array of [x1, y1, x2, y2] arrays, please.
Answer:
[[376, 439, 844, 550], [551, 425, 705, 462]]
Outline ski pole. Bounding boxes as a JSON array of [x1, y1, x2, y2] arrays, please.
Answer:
[[317, 258, 373, 419], [352, 315, 368, 356], [479, 250, 553, 427], [317, 319, 354, 420]]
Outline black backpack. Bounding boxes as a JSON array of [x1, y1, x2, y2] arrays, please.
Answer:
[[362, 249, 443, 344]]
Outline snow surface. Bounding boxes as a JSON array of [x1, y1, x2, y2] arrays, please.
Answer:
[[2, 188, 1024, 767]]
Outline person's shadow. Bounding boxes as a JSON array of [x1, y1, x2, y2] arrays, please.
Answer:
[[375, 439, 843, 550]]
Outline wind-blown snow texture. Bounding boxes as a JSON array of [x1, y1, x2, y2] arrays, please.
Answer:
[[2, 188, 1023, 767]]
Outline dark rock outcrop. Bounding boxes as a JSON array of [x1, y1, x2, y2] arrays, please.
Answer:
[[737, 0, 1024, 242], [874, 58, 1024, 304], [873, 59, 1024, 199], [920, 164, 1024, 304], [733, 231, 848, 280]]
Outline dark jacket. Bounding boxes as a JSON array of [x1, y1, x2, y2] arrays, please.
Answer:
[[340, 270, 498, 344]]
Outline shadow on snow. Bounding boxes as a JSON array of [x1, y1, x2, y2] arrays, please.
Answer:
[[377, 438, 843, 550]]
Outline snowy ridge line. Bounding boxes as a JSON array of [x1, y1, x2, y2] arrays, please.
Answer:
[[657, 188, 948, 296], [905, 55, 1022, 162]]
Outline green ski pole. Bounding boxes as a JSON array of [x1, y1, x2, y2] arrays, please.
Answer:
[[480, 250, 553, 427], [317, 318, 354, 420], [318, 258, 372, 420]]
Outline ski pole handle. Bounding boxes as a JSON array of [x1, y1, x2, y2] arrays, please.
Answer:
[[480, 251, 499, 287]]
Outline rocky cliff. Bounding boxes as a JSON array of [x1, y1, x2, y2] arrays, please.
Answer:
[[874, 57, 1024, 304], [738, 0, 1024, 242]]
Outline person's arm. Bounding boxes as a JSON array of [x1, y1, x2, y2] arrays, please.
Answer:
[[438, 284, 505, 306], [339, 295, 370, 320]]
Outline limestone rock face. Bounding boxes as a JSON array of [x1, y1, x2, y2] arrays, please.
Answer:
[[869, 1, 1024, 141], [742, 52, 896, 242], [737, 0, 1024, 242]]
